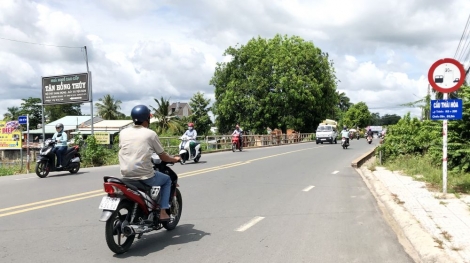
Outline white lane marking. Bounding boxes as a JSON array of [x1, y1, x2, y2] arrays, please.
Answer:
[[332, 171, 339, 174], [15, 177, 35, 181], [235, 216, 265, 232], [302, 185, 315, 192]]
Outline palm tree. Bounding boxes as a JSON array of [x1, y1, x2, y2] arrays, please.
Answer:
[[95, 94, 123, 120], [2, 106, 20, 121], [337, 92, 353, 112], [150, 97, 183, 134]]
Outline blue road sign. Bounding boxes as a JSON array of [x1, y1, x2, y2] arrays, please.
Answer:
[[430, 99, 463, 120], [18, 115, 28, 125]]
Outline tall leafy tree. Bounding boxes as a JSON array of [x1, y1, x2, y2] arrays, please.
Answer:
[[337, 91, 353, 112], [210, 34, 338, 134], [381, 114, 401, 125], [343, 102, 371, 128], [19, 97, 42, 129], [150, 97, 183, 135], [95, 94, 124, 120], [2, 106, 20, 121], [45, 104, 82, 122], [188, 92, 212, 136]]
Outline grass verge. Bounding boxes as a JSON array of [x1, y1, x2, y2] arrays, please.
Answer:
[[383, 154, 470, 194]]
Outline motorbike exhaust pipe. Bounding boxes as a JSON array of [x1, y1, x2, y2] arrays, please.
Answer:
[[123, 225, 151, 236]]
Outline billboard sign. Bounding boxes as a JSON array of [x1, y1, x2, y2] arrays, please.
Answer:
[[42, 73, 89, 105], [0, 121, 22, 149]]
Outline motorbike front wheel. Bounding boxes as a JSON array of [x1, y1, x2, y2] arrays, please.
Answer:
[[232, 143, 236, 152], [105, 201, 136, 254], [35, 161, 50, 178]]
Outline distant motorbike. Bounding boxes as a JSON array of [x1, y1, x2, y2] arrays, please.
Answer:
[[99, 154, 182, 254], [341, 137, 349, 149], [35, 138, 81, 178], [367, 135, 373, 144], [356, 133, 360, 140], [231, 135, 242, 152], [178, 135, 201, 164]]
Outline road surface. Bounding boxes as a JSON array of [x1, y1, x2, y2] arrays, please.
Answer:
[[0, 138, 413, 263]]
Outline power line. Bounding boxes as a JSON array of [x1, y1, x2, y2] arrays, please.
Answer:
[[0, 37, 83, 49], [454, 14, 470, 59]]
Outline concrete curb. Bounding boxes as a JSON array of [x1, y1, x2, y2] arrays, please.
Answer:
[[351, 146, 377, 168], [353, 156, 460, 263]]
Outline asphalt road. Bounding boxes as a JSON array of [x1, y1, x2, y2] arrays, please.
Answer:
[[0, 138, 413, 263]]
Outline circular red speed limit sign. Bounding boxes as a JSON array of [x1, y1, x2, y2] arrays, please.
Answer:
[[428, 58, 466, 93]]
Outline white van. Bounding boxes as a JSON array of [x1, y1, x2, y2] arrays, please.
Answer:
[[315, 124, 338, 144]]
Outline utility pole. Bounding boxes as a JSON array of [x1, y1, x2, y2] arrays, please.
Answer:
[[84, 46, 94, 135]]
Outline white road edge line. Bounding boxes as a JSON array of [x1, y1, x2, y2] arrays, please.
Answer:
[[235, 216, 265, 232], [15, 177, 35, 181], [332, 171, 339, 174], [302, 185, 315, 192]]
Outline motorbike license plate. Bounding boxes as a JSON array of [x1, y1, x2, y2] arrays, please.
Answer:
[[98, 196, 120, 210]]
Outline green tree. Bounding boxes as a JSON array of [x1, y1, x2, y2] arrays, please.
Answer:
[[210, 34, 338, 134], [95, 94, 124, 120], [19, 97, 42, 129], [188, 92, 212, 136], [337, 92, 353, 112], [343, 102, 371, 128], [370, 112, 381, 125], [150, 97, 183, 135], [2, 106, 21, 121], [45, 104, 82, 122], [381, 114, 401, 125], [447, 84, 470, 172]]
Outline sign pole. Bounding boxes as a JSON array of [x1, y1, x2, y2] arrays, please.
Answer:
[[27, 114, 30, 174], [442, 92, 448, 194]]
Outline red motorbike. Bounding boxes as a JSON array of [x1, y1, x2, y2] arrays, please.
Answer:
[[232, 135, 242, 152], [98, 154, 182, 254]]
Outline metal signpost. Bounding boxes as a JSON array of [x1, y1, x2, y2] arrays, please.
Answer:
[[19, 115, 30, 173], [427, 58, 466, 194]]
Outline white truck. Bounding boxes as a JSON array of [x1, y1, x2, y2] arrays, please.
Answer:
[[315, 120, 338, 144]]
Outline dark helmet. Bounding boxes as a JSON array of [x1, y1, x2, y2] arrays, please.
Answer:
[[343, 125, 347, 130], [55, 123, 64, 130], [131, 105, 151, 124]]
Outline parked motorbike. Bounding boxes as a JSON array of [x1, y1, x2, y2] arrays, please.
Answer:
[[341, 137, 349, 149], [99, 154, 182, 254], [35, 138, 81, 178], [178, 135, 201, 164], [367, 135, 372, 144], [231, 135, 242, 152]]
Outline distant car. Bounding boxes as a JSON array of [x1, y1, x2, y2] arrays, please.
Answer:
[[453, 78, 460, 83]]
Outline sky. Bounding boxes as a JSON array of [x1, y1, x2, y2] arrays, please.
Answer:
[[1, 0, 470, 126]]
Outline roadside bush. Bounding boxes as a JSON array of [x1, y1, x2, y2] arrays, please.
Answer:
[[81, 136, 108, 167], [378, 85, 470, 173]]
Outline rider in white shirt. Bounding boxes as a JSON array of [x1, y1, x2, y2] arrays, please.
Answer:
[[182, 123, 197, 157]]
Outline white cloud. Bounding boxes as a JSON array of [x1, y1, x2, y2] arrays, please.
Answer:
[[1, 0, 469, 123]]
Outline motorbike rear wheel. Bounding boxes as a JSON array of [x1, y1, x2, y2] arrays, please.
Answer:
[[35, 162, 49, 178], [105, 201, 136, 254], [69, 163, 80, 174], [163, 188, 183, 231]]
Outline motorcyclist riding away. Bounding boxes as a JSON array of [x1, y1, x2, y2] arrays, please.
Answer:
[[367, 128, 373, 138], [183, 123, 198, 158], [118, 105, 180, 221]]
